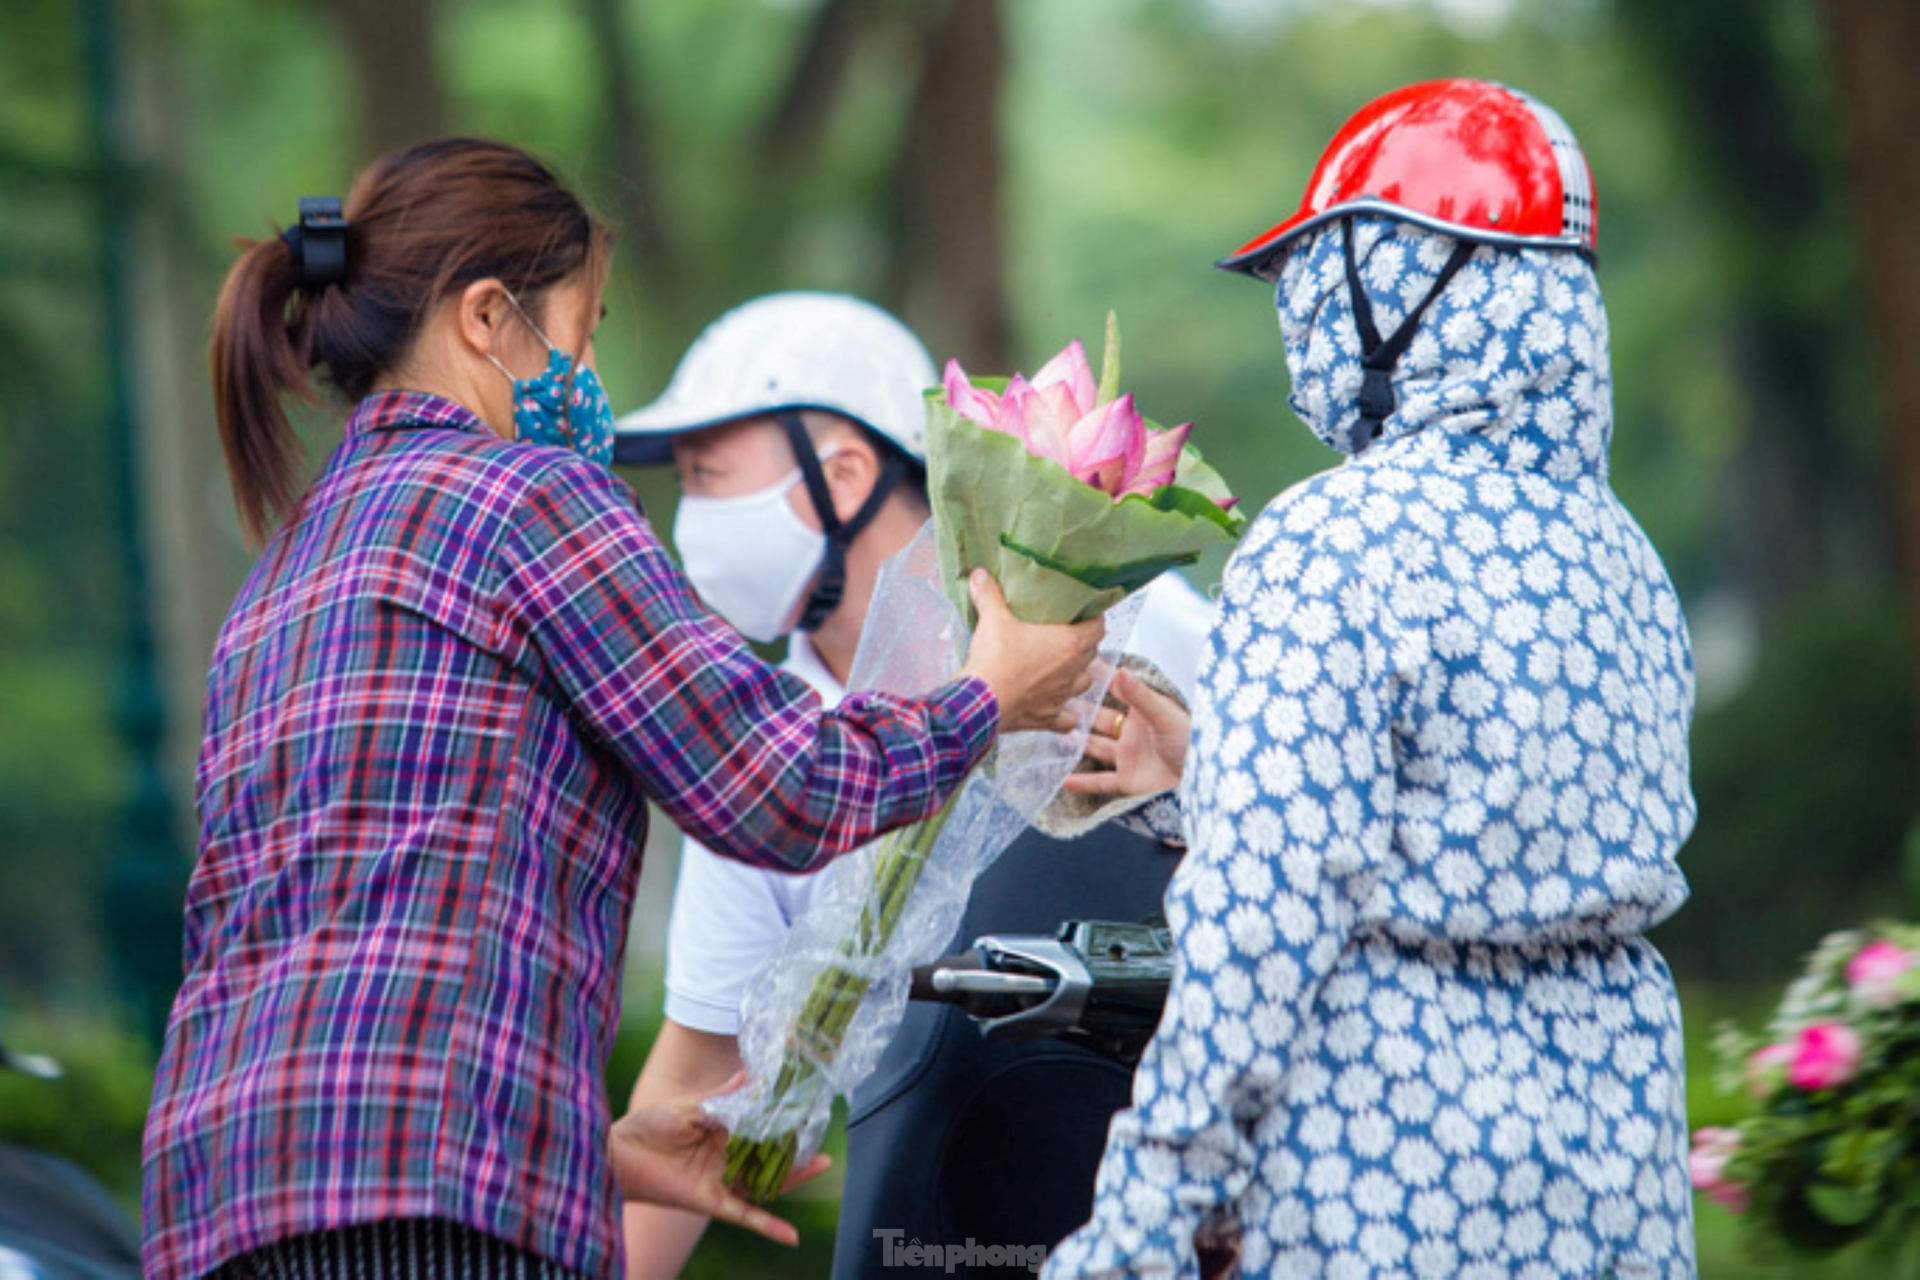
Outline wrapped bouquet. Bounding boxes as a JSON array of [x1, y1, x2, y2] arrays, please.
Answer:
[[931, 316, 1241, 626], [710, 317, 1244, 1202], [1692, 923, 1920, 1266]]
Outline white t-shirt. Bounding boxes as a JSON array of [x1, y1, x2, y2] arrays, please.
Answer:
[[660, 574, 1216, 1036], [662, 631, 847, 1035]]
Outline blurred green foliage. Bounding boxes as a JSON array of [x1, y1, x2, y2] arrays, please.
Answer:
[[1, 0, 1916, 1274], [4, 0, 1908, 1003], [1656, 594, 1919, 980], [0, 1009, 154, 1206]]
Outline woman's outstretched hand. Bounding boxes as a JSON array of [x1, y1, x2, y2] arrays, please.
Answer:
[[961, 570, 1105, 734], [608, 1071, 831, 1248], [1065, 666, 1190, 798]]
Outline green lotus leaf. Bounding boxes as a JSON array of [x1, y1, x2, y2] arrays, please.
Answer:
[[925, 392, 1246, 626]]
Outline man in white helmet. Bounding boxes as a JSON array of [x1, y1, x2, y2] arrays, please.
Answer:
[[612, 292, 1213, 1277]]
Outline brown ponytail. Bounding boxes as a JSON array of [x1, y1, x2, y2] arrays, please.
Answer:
[[209, 138, 613, 543]]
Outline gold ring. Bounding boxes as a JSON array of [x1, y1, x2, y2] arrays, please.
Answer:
[[1111, 709, 1128, 738]]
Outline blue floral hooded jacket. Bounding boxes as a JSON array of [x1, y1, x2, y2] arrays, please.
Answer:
[[1045, 216, 1698, 1279]]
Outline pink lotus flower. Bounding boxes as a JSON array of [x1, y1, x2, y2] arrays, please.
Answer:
[[1689, 1127, 1748, 1213], [1845, 940, 1913, 1009], [1788, 1022, 1863, 1090], [1743, 1042, 1795, 1100], [944, 340, 1217, 505]]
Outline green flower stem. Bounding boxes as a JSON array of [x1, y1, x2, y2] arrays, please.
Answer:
[[722, 793, 959, 1203]]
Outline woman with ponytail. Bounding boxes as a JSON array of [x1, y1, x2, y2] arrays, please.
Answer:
[[142, 139, 1103, 1280]]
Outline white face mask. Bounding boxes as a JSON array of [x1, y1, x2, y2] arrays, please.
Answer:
[[674, 465, 828, 643]]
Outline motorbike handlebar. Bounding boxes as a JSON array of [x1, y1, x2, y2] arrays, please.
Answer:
[[908, 919, 1173, 1065]]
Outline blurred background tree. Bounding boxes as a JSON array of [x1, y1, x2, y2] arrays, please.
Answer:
[[1, 0, 1916, 1273]]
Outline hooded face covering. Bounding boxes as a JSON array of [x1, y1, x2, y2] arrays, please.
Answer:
[[1273, 214, 1614, 480]]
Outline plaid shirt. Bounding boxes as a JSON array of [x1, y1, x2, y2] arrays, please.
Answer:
[[142, 392, 996, 1280]]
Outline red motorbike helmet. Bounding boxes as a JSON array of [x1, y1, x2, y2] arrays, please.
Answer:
[[1218, 78, 1597, 279]]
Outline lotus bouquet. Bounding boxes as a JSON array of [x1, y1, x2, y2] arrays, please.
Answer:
[[715, 317, 1244, 1203], [932, 315, 1240, 627], [1691, 923, 1920, 1265]]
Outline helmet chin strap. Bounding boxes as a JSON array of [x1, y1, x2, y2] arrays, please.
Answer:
[[1342, 217, 1477, 453], [779, 410, 908, 633]]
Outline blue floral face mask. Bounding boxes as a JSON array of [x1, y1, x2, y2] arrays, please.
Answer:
[[487, 293, 616, 467]]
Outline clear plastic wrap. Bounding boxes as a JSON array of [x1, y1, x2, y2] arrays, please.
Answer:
[[705, 522, 1142, 1181]]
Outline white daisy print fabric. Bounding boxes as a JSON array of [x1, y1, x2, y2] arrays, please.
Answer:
[[1045, 216, 1698, 1279]]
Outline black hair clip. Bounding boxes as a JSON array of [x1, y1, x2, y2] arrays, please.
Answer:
[[281, 196, 349, 290]]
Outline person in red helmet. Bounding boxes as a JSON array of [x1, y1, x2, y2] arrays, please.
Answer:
[[1045, 81, 1698, 1279]]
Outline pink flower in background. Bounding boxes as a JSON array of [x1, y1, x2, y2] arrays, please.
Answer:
[[1743, 1042, 1795, 1100], [1845, 940, 1914, 1009], [943, 340, 1214, 504], [1689, 1127, 1748, 1213], [1788, 1022, 1863, 1090]]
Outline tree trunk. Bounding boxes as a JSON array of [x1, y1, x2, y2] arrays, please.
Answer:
[[1822, 0, 1920, 721], [329, 0, 447, 159], [885, 0, 1011, 370], [582, 0, 672, 291], [116, 0, 246, 811], [84, 0, 196, 1035], [757, 0, 881, 170]]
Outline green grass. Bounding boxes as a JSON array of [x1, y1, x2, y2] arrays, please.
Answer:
[[0, 1005, 154, 1210], [1679, 982, 1771, 1130], [679, 1177, 843, 1280], [1694, 1196, 1895, 1278]]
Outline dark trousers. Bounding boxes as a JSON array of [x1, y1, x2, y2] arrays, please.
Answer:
[[207, 1218, 588, 1280], [832, 824, 1180, 1278]]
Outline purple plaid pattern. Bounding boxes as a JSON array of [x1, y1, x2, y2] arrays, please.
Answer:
[[142, 391, 996, 1280]]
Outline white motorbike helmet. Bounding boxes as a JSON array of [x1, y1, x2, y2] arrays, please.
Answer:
[[614, 291, 936, 466], [615, 292, 937, 633]]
